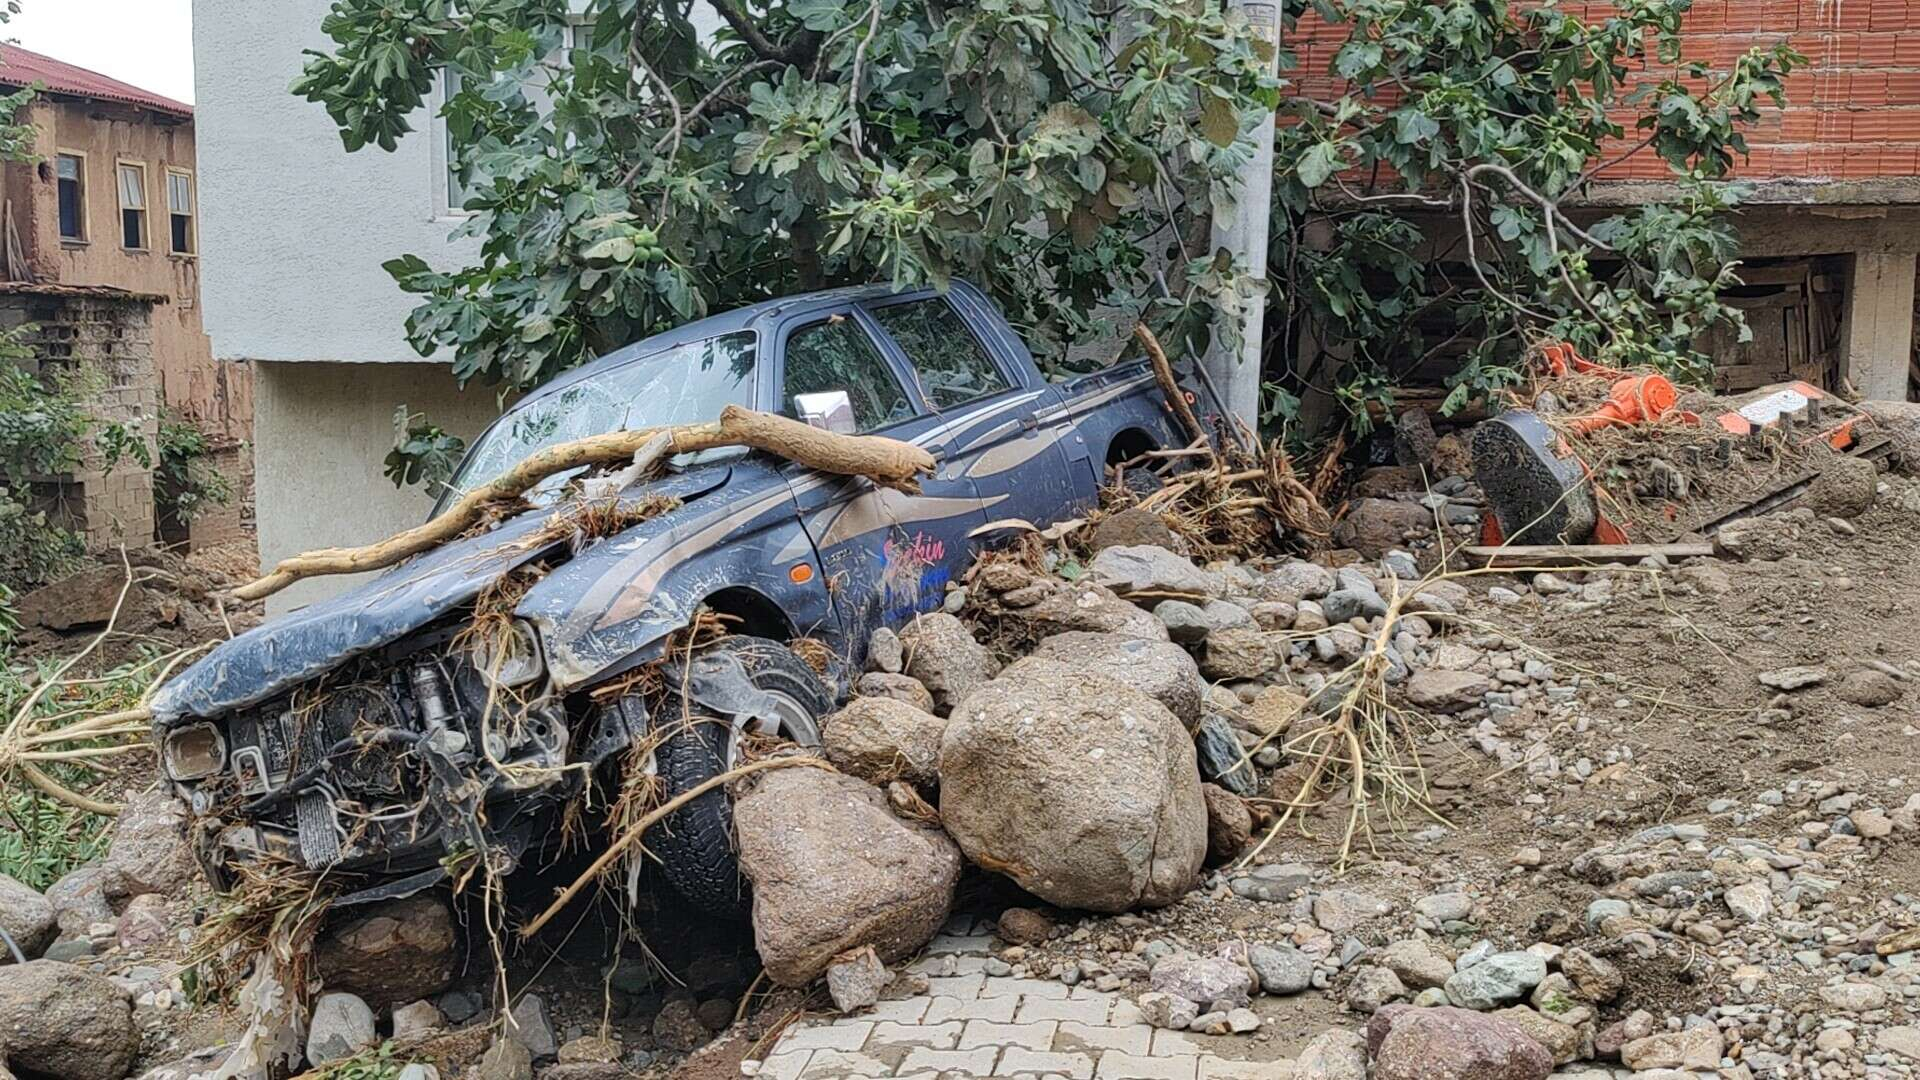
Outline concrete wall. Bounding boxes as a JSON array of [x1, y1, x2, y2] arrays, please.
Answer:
[[253, 360, 503, 613], [194, 0, 495, 602], [193, 0, 482, 365]]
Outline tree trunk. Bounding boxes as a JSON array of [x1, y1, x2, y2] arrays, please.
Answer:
[[232, 406, 934, 603], [791, 212, 827, 290]]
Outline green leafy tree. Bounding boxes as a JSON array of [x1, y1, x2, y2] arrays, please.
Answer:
[[1268, 0, 1801, 431], [294, 0, 1281, 415]]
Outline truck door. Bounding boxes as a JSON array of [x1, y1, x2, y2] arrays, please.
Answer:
[[859, 290, 1086, 530], [774, 308, 989, 645]]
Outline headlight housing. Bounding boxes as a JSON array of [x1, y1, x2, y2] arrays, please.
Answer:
[[470, 618, 546, 689], [162, 723, 227, 781]]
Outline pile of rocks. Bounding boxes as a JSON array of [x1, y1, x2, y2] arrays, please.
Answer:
[[0, 791, 206, 1080]]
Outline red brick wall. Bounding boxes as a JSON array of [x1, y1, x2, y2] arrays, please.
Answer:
[[1289, 0, 1920, 182]]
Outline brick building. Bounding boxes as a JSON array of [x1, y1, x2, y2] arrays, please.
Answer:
[[0, 44, 250, 549], [1289, 0, 1920, 406]]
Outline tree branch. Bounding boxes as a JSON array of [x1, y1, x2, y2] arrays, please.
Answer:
[[707, 0, 821, 67]]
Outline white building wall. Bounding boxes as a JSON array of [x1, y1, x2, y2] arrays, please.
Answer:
[[193, 0, 723, 611], [194, 0, 495, 611], [194, 0, 479, 364]]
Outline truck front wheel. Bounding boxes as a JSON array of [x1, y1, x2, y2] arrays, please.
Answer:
[[646, 636, 832, 914]]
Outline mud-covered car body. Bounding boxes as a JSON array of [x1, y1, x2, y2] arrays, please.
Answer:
[[151, 282, 1188, 900]]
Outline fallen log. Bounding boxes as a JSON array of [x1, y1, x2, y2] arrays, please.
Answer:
[[233, 406, 935, 603], [1462, 542, 1716, 569]]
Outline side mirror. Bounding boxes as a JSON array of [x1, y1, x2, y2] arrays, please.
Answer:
[[795, 390, 857, 435]]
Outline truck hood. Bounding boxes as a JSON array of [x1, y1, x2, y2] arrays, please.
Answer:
[[151, 465, 735, 724]]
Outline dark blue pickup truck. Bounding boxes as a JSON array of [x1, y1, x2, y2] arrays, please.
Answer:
[[151, 282, 1190, 908]]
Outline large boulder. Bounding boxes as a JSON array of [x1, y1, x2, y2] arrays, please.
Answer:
[[1090, 545, 1223, 599], [12, 565, 143, 632], [1366, 1004, 1553, 1080], [1089, 507, 1182, 553], [939, 661, 1206, 912], [43, 867, 114, 939], [315, 895, 458, 1011], [899, 614, 1000, 714], [306, 992, 377, 1066], [1027, 632, 1203, 725], [822, 697, 947, 788], [735, 767, 960, 987], [1859, 399, 1920, 474], [0, 874, 55, 959], [1333, 499, 1434, 559], [1200, 784, 1251, 865], [0, 960, 138, 1080], [1808, 453, 1878, 518], [102, 790, 198, 900], [1002, 580, 1169, 641], [853, 672, 936, 713], [1405, 670, 1492, 714]]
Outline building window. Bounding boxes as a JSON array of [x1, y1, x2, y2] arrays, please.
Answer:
[[117, 162, 148, 250], [166, 169, 195, 255], [442, 69, 472, 213], [57, 153, 87, 242]]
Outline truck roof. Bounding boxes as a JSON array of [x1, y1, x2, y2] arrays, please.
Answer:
[[518, 281, 961, 407]]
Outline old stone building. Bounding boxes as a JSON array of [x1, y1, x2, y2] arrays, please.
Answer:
[[0, 44, 250, 549]]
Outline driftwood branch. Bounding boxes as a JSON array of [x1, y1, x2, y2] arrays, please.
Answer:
[[1133, 323, 1207, 446], [233, 406, 934, 604]]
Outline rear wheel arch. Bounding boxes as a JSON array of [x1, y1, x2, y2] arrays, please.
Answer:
[[1106, 426, 1162, 468]]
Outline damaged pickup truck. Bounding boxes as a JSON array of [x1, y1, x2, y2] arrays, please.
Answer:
[[151, 282, 1191, 911]]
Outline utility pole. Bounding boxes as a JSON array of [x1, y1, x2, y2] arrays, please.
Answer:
[[1204, 0, 1283, 431]]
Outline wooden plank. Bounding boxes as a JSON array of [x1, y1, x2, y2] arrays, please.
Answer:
[[1463, 543, 1717, 568]]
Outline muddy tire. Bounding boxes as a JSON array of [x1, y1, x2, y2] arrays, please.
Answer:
[[1119, 466, 1163, 498], [650, 637, 833, 914]]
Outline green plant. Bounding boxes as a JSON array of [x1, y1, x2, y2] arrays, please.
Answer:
[[313, 1043, 417, 1080], [384, 407, 468, 492], [0, 650, 168, 889], [155, 414, 236, 525], [1267, 0, 1800, 431], [294, 0, 1281, 478], [0, 361, 93, 590]]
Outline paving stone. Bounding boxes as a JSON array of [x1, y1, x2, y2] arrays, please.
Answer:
[[780, 1021, 874, 1053], [1057, 1020, 1151, 1056], [928, 932, 995, 955], [1016, 996, 1112, 1024], [926, 995, 1019, 1024], [755, 1050, 812, 1080], [900, 1046, 1001, 1074], [1198, 1058, 1288, 1080], [796, 1049, 890, 1078], [1095, 1050, 1199, 1080], [864, 997, 932, 1023], [996, 1048, 1097, 1078], [866, 1020, 961, 1051], [1149, 1028, 1209, 1056], [960, 1019, 1058, 1051], [984, 976, 1073, 1000], [924, 973, 987, 1000]]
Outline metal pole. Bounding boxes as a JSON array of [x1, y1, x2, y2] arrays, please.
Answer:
[[1203, 1, 1282, 430]]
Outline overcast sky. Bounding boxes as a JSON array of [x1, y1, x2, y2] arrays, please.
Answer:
[[8, 0, 196, 104]]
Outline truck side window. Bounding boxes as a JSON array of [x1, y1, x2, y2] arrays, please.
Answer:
[[872, 299, 1010, 410], [784, 316, 913, 433]]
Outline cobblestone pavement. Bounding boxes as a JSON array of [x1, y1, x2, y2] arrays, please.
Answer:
[[746, 919, 1287, 1080]]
